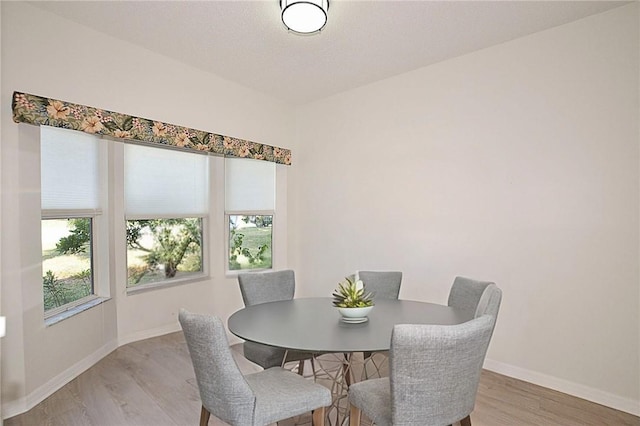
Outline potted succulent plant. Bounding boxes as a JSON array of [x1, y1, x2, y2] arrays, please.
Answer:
[[332, 275, 374, 321]]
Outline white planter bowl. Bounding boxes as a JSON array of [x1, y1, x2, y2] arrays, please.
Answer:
[[337, 306, 373, 319]]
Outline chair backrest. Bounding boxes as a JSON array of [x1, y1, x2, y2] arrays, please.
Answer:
[[356, 270, 402, 300], [389, 315, 494, 425], [475, 283, 502, 319], [475, 283, 502, 342], [238, 269, 295, 306], [178, 309, 257, 425], [447, 276, 494, 314]]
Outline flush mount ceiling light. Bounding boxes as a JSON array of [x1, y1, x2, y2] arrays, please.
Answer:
[[281, 0, 329, 35]]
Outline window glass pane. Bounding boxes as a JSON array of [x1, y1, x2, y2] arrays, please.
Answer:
[[126, 218, 203, 287], [41, 126, 100, 210], [228, 215, 272, 270], [125, 144, 209, 216], [225, 158, 275, 211], [42, 218, 94, 311]]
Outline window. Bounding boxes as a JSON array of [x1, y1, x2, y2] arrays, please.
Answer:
[[125, 144, 208, 289], [40, 126, 102, 315], [42, 218, 94, 311], [228, 214, 273, 270], [126, 218, 204, 286], [225, 158, 275, 271]]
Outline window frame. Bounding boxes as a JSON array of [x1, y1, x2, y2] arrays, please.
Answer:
[[41, 210, 105, 320], [122, 142, 211, 293], [124, 214, 210, 294], [40, 125, 111, 323], [225, 210, 275, 275]]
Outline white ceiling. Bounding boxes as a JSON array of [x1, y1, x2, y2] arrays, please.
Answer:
[[30, 0, 628, 105]]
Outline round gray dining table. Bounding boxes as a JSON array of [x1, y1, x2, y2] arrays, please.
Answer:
[[228, 297, 474, 353]]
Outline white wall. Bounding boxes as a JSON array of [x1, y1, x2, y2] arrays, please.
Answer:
[[1, 2, 294, 417], [291, 3, 639, 414]]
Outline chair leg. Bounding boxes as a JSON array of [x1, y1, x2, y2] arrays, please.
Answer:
[[298, 359, 305, 376], [199, 405, 211, 426], [460, 414, 472, 426], [310, 356, 317, 381], [312, 406, 326, 426], [343, 353, 353, 386], [362, 351, 372, 380], [349, 404, 361, 426]]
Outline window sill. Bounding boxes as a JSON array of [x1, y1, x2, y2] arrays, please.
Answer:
[[126, 274, 209, 295], [225, 268, 273, 279], [45, 296, 111, 327]]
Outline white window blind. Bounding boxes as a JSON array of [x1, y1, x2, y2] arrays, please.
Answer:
[[125, 144, 209, 217], [225, 158, 275, 211], [41, 125, 100, 211]]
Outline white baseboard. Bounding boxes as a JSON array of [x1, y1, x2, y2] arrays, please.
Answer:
[[2, 340, 118, 419], [483, 358, 640, 417]]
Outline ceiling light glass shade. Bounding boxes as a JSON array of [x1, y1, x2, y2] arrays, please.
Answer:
[[281, 0, 329, 34]]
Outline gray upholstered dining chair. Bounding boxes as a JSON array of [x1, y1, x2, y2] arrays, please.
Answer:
[[356, 270, 403, 378], [179, 309, 331, 426], [348, 315, 495, 426], [474, 283, 502, 325], [356, 271, 403, 300], [447, 276, 495, 314], [238, 269, 314, 374]]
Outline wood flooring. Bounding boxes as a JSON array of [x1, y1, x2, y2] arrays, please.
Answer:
[[5, 331, 639, 426]]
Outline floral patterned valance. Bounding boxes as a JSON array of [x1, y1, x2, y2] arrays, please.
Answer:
[[12, 91, 291, 165]]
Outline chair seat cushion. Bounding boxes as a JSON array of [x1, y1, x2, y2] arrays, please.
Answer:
[[244, 341, 287, 369], [243, 341, 313, 369], [245, 367, 331, 425], [348, 377, 392, 426]]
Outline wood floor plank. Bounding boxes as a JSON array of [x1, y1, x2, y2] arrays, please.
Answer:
[[45, 403, 93, 426], [72, 367, 131, 426], [101, 377, 179, 425], [474, 371, 640, 426], [117, 345, 201, 424], [37, 384, 85, 421], [5, 332, 639, 426]]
